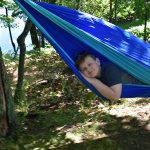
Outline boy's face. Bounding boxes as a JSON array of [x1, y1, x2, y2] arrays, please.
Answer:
[[79, 56, 101, 78]]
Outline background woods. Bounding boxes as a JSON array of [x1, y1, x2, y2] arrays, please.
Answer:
[[0, 0, 150, 149]]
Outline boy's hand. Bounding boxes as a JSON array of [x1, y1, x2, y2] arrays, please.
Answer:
[[80, 72, 95, 84]]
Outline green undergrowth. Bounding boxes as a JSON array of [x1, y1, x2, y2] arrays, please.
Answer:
[[1, 46, 150, 150]]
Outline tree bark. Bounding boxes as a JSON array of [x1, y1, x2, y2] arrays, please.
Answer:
[[0, 64, 8, 136], [5, 7, 17, 54], [14, 0, 57, 102], [114, 0, 117, 23], [143, 1, 150, 41], [30, 24, 40, 49], [0, 49, 15, 137], [41, 34, 45, 48], [109, 0, 113, 22], [14, 19, 32, 103], [144, 7, 147, 41], [75, 0, 80, 10]]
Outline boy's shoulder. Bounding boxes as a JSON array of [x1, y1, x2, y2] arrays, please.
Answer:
[[102, 62, 120, 71]]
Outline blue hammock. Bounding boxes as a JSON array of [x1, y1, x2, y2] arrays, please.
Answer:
[[15, 0, 150, 98]]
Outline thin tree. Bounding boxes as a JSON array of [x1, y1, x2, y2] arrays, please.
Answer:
[[30, 24, 40, 49], [134, 0, 150, 41], [14, 0, 57, 102], [75, 0, 80, 10], [14, 19, 32, 103], [143, 0, 150, 41], [109, 0, 113, 22], [5, 7, 17, 54], [114, 0, 118, 23]]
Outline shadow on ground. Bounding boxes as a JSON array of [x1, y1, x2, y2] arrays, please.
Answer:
[[13, 103, 150, 150]]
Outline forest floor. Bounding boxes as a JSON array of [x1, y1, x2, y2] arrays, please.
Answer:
[[0, 49, 150, 150]]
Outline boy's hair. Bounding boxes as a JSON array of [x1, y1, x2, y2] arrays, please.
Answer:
[[75, 52, 96, 69]]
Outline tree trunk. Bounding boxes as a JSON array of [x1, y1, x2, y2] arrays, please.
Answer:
[[0, 63, 8, 136], [5, 8, 17, 54], [41, 34, 45, 48], [14, 19, 32, 103], [144, 7, 147, 41], [0, 49, 15, 137], [14, 0, 57, 102], [143, 1, 150, 41], [109, 0, 113, 22], [114, 0, 117, 23], [42, 0, 57, 4], [58, 0, 63, 5], [30, 24, 40, 49], [75, 0, 80, 10]]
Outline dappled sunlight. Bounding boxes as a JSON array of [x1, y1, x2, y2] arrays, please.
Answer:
[[65, 132, 83, 143], [2, 50, 150, 150], [5, 61, 18, 83], [17, 96, 149, 149], [108, 98, 150, 123]]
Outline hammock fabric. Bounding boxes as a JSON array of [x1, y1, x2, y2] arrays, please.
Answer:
[[15, 0, 150, 98]]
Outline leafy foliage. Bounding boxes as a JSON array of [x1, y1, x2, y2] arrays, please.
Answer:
[[0, 0, 19, 28], [0, 0, 15, 8]]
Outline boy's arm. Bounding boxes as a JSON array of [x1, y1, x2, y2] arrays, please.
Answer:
[[82, 74, 122, 101]]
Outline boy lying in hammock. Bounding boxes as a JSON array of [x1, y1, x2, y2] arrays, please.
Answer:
[[75, 52, 142, 101]]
